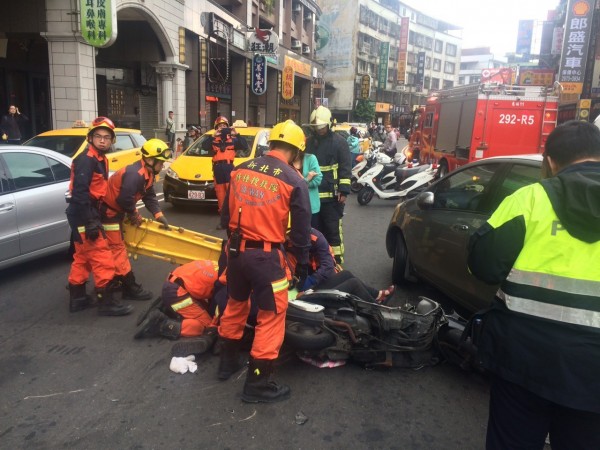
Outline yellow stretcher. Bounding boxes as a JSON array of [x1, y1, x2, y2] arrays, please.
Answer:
[[122, 218, 223, 265]]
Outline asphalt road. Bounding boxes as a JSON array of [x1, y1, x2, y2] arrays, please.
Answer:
[[0, 175, 491, 449]]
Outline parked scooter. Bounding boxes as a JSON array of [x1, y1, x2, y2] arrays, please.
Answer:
[[356, 154, 433, 205], [351, 143, 393, 193], [284, 289, 481, 370]]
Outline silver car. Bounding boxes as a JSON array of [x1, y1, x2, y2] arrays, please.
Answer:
[[385, 155, 544, 313], [0, 146, 72, 270]]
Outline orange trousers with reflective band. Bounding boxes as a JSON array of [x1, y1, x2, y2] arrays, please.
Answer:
[[215, 182, 229, 213], [176, 302, 214, 337], [104, 225, 131, 276], [68, 232, 115, 288], [218, 248, 289, 360]]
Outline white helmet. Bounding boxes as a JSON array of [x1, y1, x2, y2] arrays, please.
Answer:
[[310, 106, 332, 129]]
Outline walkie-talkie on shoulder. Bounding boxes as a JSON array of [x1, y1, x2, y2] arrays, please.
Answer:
[[228, 207, 243, 257]]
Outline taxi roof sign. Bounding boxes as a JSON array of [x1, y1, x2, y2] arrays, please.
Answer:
[[73, 120, 88, 128], [232, 120, 248, 128]]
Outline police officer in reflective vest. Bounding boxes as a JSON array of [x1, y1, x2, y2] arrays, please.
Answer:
[[305, 106, 352, 264], [66, 117, 132, 316], [218, 120, 311, 403], [101, 138, 171, 302], [202, 116, 248, 215], [468, 120, 600, 449]]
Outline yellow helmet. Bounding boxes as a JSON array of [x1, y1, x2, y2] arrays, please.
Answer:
[[309, 106, 332, 129], [268, 120, 306, 152], [141, 138, 173, 161]]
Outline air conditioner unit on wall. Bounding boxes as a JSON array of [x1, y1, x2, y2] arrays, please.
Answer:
[[291, 39, 301, 49], [302, 45, 310, 54]]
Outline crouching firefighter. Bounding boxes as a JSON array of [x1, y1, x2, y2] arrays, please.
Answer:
[[134, 260, 219, 357], [218, 120, 311, 403], [65, 117, 132, 316], [100, 138, 171, 301]]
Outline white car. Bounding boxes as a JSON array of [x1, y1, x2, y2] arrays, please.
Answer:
[[0, 145, 72, 270]]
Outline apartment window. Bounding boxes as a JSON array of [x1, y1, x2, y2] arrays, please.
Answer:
[[425, 56, 431, 69], [359, 5, 368, 24], [446, 43, 457, 56], [389, 46, 397, 61], [459, 76, 465, 85], [472, 76, 481, 84], [368, 11, 378, 29], [443, 80, 454, 89], [415, 33, 424, 47], [444, 61, 456, 74], [434, 40, 443, 53], [407, 73, 415, 85], [408, 30, 415, 45], [407, 52, 416, 64], [431, 78, 440, 90], [424, 37, 433, 50], [433, 58, 441, 71]]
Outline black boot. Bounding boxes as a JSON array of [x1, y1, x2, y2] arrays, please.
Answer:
[[217, 337, 245, 380], [134, 309, 181, 340], [242, 357, 290, 403], [121, 271, 153, 301], [171, 327, 218, 357], [97, 280, 133, 316], [68, 283, 93, 313], [136, 296, 164, 326]]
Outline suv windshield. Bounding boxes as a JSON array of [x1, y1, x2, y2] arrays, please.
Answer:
[[185, 134, 255, 157], [25, 136, 85, 157]]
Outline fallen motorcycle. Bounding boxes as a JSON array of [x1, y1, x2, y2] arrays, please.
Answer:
[[284, 289, 446, 368]]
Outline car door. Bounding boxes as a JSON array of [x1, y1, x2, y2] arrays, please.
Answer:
[[406, 162, 504, 311], [107, 133, 143, 171], [2, 151, 71, 256], [0, 156, 19, 264]]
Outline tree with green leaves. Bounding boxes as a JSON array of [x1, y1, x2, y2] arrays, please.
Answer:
[[354, 99, 375, 123]]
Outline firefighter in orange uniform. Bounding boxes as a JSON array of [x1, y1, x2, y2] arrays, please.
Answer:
[[100, 138, 171, 301], [134, 260, 219, 357], [202, 116, 248, 215], [66, 117, 132, 316], [218, 120, 311, 403]]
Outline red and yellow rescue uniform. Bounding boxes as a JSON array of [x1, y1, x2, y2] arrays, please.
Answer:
[[101, 159, 164, 277], [203, 130, 248, 212], [66, 144, 114, 288], [162, 260, 218, 337], [219, 150, 311, 360]]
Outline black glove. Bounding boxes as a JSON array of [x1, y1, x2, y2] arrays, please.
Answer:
[[156, 215, 170, 230], [84, 222, 100, 241], [128, 212, 144, 227], [294, 263, 309, 291]]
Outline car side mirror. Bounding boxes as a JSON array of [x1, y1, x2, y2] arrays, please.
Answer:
[[416, 191, 434, 209], [256, 144, 269, 157]]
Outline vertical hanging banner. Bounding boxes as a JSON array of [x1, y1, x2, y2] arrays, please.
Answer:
[[558, 0, 593, 95], [252, 54, 267, 95], [397, 17, 409, 83], [378, 42, 390, 91], [282, 66, 295, 100], [360, 74, 371, 99], [80, 0, 117, 47]]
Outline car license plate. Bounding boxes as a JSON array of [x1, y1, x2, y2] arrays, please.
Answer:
[[188, 190, 205, 200]]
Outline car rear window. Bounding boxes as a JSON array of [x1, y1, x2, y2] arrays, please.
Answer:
[[24, 135, 85, 157]]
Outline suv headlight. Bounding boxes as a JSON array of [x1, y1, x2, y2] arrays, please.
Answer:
[[166, 167, 179, 180]]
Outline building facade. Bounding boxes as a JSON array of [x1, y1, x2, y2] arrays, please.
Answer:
[[458, 47, 507, 85], [0, 0, 321, 141], [315, 0, 461, 126]]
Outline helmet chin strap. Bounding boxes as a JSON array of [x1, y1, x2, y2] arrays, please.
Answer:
[[144, 157, 162, 175]]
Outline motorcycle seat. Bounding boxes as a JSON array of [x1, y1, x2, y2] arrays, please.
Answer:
[[395, 165, 427, 182]]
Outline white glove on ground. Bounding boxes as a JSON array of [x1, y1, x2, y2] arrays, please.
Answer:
[[169, 355, 197, 374]]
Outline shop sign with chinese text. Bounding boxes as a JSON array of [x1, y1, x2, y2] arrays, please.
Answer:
[[360, 74, 371, 99], [248, 29, 279, 54], [378, 42, 390, 90], [80, 0, 117, 47], [282, 66, 295, 100], [252, 54, 267, 95], [558, 0, 593, 95]]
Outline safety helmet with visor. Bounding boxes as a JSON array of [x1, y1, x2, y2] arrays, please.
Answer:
[[88, 116, 116, 139], [214, 116, 229, 129], [141, 138, 172, 175], [309, 106, 332, 130]]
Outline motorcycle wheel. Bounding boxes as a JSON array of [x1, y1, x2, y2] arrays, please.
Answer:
[[285, 322, 336, 350], [350, 177, 362, 193], [357, 186, 374, 205]]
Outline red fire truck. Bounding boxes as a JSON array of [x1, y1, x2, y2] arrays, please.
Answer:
[[408, 82, 559, 177]]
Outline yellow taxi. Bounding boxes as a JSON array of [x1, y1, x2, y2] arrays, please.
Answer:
[[163, 121, 270, 205], [332, 122, 371, 152], [24, 121, 146, 172]]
